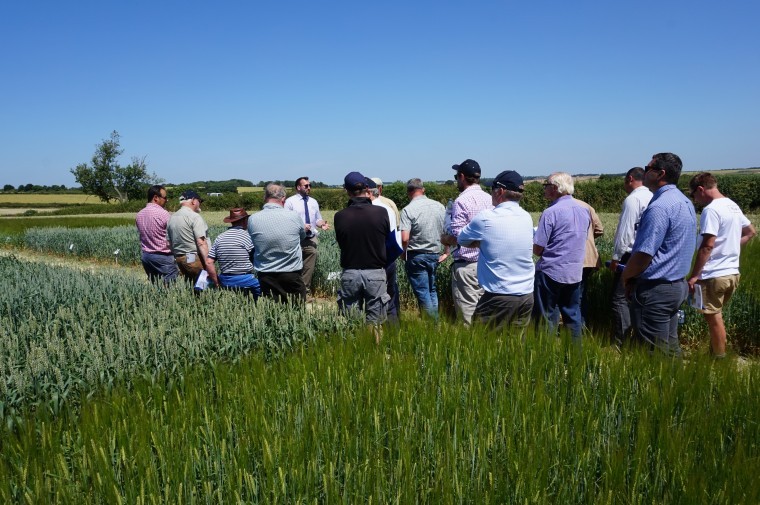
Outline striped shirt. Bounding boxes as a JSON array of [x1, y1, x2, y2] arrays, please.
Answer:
[[208, 226, 254, 275], [248, 203, 306, 272], [449, 185, 493, 262], [632, 184, 697, 281], [136, 202, 171, 254]]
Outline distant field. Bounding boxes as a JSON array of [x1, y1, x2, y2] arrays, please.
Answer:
[[236, 186, 264, 193], [0, 194, 109, 205]]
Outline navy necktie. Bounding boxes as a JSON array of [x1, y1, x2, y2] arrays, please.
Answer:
[[303, 196, 311, 224]]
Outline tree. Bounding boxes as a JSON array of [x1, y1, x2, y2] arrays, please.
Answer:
[[2, 184, 14, 191], [70, 131, 161, 203]]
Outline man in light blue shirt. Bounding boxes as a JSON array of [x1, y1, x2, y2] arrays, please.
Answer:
[[458, 170, 534, 331], [622, 152, 697, 356], [249, 183, 307, 303]]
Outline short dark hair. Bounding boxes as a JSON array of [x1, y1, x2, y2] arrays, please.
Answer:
[[650, 153, 682, 184], [147, 185, 165, 203], [626, 167, 645, 181], [347, 187, 367, 198], [295, 177, 309, 187], [689, 172, 717, 193]]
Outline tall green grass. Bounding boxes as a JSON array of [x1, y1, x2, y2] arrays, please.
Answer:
[[1, 321, 757, 503]]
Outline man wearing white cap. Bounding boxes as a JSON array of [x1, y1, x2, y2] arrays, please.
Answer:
[[370, 177, 400, 228]]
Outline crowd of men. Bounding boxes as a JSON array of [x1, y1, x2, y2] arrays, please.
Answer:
[[136, 153, 756, 356]]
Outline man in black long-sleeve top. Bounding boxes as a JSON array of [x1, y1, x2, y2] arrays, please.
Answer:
[[334, 171, 391, 338]]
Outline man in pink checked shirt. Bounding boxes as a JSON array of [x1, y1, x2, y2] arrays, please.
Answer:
[[440, 159, 494, 325], [135, 185, 179, 284]]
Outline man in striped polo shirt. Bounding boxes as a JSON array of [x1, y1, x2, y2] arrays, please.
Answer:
[[135, 185, 178, 284], [205, 208, 261, 297]]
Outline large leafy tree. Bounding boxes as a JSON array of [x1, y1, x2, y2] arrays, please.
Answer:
[[71, 131, 160, 203]]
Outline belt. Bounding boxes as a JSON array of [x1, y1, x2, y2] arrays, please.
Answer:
[[145, 251, 172, 256], [637, 278, 685, 287], [453, 259, 475, 265]]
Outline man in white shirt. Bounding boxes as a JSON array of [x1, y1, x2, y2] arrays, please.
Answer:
[[284, 176, 330, 299], [609, 167, 652, 346], [687, 172, 756, 358], [368, 178, 402, 323]]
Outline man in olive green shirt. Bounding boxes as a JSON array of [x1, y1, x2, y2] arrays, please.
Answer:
[[167, 190, 210, 283]]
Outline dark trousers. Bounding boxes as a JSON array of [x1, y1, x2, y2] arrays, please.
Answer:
[[474, 291, 534, 333], [629, 279, 687, 357], [258, 270, 307, 304], [385, 260, 400, 324], [533, 270, 583, 340]]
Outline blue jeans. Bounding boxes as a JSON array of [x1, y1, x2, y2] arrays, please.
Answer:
[[533, 270, 583, 340], [405, 252, 439, 319]]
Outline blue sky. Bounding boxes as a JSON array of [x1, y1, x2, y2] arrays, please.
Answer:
[[1, 0, 758, 187]]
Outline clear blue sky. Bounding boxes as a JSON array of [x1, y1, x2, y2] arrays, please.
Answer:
[[1, 0, 758, 187]]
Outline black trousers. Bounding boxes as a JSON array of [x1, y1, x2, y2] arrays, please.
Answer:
[[257, 270, 307, 304]]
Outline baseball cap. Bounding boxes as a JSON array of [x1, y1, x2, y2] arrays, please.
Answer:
[[179, 190, 204, 203], [370, 177, 383, 186], [452, 159, 481, 177], [492, 170, 524, 192], [344, 171, 368, 190], [365, 177, 377, 189]]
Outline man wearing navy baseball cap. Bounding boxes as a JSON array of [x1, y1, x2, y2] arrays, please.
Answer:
[[440, 159, 493, 325], [334, 172, 391, 341]]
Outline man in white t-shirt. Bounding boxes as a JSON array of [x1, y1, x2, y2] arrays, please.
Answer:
[[368, 177, 402, 323], [687, 173, 756, 358]]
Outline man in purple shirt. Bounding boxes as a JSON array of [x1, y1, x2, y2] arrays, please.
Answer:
[[532, 172, 590, 340], [135, 185, 178, 284], [440, 159, 493, 324]]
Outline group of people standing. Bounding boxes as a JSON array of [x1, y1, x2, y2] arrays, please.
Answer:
[[136, 152, 755, 356]]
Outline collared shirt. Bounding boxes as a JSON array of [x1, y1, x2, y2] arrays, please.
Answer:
[[378, 195, 401, 229], [698, 197, 751, 279], [284, 194, 323, 238], [449, 185, 493, 262], [612, 186, 652, 261], [248, 203, 306, 272], [458, 201, 535, 295], [632, 184, 697, 281], [534, 195, 590, 284], [373, 199, 401, 247], [136, 202, 171, 254], [166, 205, 209, 255], [208, 226, 254, 275], [399, 195, 445, 253]]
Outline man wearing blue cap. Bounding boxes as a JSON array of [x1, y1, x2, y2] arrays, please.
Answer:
[[334, 172, 391, 341], [458, 171, 535, 331], [167, 189, 210, 284]]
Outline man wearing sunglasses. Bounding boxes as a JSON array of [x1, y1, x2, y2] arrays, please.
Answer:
[[621, 153, 697, 356], [285, 176, 330, 301]]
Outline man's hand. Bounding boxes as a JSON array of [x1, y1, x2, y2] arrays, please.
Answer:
[[437, 252, 449, 263], [687, 276, 699, 295], [608, 260, 619, 273], [440, 233, 457, 247], [316, 219, 330, 231]]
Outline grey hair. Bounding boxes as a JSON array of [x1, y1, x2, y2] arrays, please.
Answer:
[[265, 183, 286, 200], [406, 178, 424, 192], [369, 188, 380, 198], [548, 172, 574, 196]]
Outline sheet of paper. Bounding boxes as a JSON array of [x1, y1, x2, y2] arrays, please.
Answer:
[[689, 284, 703, 310], [195, 269, 209, 290], [186, 252, 196, 263]]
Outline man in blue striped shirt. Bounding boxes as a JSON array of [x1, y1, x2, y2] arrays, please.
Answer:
[[622, 153, 697, 356]]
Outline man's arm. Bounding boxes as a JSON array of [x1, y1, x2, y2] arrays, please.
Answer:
[[533, 244, 544, 257], [204, 255, 219, 286], [740, 224, 756, 246], [687, 234, 716, 293], [196, 237, 210, 267], [401, 230, 410, 260], [620, 251, 653, 297], [590, 207, 604, 238]]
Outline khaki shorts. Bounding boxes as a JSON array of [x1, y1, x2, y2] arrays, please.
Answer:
[[698, 274, 740, 314], [175, 254, 204, 282]]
